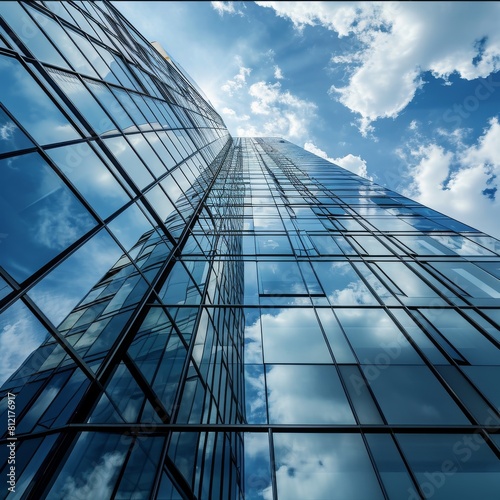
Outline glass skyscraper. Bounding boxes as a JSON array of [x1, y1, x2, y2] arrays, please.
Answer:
[[1, 1, 500, 499]]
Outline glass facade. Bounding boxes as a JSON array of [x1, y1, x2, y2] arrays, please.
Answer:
[[0, 1, 500, 499]]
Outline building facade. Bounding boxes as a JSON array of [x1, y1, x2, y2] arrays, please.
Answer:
[[1, 1, 500, 499]]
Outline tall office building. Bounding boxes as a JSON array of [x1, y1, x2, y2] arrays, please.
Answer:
[[1, 1, 500, 499]]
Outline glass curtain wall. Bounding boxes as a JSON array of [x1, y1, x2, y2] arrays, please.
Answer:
[[0, 2, 500, 499]]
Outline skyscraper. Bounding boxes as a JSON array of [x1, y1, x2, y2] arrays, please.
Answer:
[[1, 1, 500, 499]]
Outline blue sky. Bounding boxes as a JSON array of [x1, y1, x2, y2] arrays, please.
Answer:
[[116, 1, 500, 239]]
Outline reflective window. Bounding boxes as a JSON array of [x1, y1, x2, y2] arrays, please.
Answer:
[[114, 437, 165, 498], [256, 235, 292, 255], [261, 308, 332, 363], [127, 133, 166, 178], [336, 309, 422, 364], [28, 229, 125, 326], [273, 433, 384, 499], [103, 136, 155, 189], [366, 434, 416, 498], [44, 432, 129, 498], [244, 364, 267, 424], [431, 262, 500, 300], [40, 13, 98, 77], [462, 366, 500, 411], [84, 78, 135, 131], [0, 57, 80, 145], [267, 364, 355, 424], [0, 3, 69, 68], [316, 309, 356, 363], [258, 261, 306, 295], [0, 107, 33, 154], [46, 142, 130, 218], [397, 434, 500, 500], [0, 152, 96, 281], [313, 261, 378, 305], [48, 69, 116, 134], [0, 300, 50, 386], [244, 433, 272, 500], [419, 309, 500, 365], [365, 365, 470, 425], [340, 365, 384, 424]]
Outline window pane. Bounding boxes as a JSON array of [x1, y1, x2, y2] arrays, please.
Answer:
[[46, 142, 130, 219], [336, 309, 422, 365], [27, 229, 125, 326], [0, 107, 33, 154], [365, 365, 469, 425], [45, 432, 129, 498], [48, 69, 115, 135], [366, 434, 416, 498], [397, 434, 500, 500], [462, 366, 500, 411], [244, 433, 272, 500], [313, 261, 378, 305], [0, 300, 50, 386], [261, 308, 332, 363], [244, 364, 267, 424], [419, 309, 500, 365], [258, 261, 306, 295], [256, 235, 292, 255], [103, 136, 154, 190], [273, 433, 384, 500], [0, 57, 80, 145], [266, 364, 355, 424], [0, 3, 68, 68], [0, 152, 96, 281]]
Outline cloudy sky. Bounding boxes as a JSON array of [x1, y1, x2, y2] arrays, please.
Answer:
[[116, 1, 500, 239]]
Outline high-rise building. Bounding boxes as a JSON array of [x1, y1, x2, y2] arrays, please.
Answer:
[[1, 1, 500, 499]]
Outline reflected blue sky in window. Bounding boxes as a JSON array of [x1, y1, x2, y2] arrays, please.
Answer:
[[0, 57, 80, 145], [0, 152, 96, 281], [0, 300, 50, 385]]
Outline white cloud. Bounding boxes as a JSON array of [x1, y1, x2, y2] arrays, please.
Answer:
[[274, 65, 284, 79], [333, 153, 371, 180], [222, 107, 250, 121], [304, 141, 372, 179], [403, 117, 500, 239], [221, 65, 252, 95], [236, 81, 316, 139], [256, 2, 500, 135], [211, 1, 241, 16]]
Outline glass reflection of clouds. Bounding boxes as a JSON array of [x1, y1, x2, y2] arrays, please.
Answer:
[[313, 261, 378, 305], [0, 57, 80, 145], [335, 308, 422, 365], [266, 364, 355, 424], [261, 308, 332, 363], [0, 300, 50, 385], [0, 153, 96, 281], [46, 142, 130, 219], [273, 433, 384, 500], [244, 364, 267, 424], [27, 229, 125, 326], [244, 433, 272, 500], [0, 107, 33, 154]]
